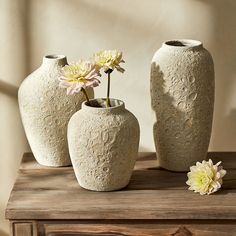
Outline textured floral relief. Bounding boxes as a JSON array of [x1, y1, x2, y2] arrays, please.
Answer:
[[19, 56, 94, 167], [68, 101, 140, 191], [151, 41, 214, 171]]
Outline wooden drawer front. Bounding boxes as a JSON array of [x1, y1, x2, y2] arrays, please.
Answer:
[[40, 222, 236, 236], [11, 222, 34, 236]]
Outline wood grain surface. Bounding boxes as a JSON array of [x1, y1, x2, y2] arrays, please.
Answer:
[[40, 221, 236, 236], [5, 152, 236, 220], [11, 222, 33, 236]]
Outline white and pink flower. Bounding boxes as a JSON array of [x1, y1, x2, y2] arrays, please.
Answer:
[[59, 60, 101, 95]]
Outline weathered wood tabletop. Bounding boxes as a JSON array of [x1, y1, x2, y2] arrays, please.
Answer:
[[5, 152, 236, 236], [6, 152, 236, 220]]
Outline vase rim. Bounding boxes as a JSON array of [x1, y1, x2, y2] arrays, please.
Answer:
[[163, 39, 203, 49], [82, 98, 125, 113], [44, 54, 66, 60], [42, 54, 68, 67]]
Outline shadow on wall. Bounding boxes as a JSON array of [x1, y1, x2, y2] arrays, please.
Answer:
[[0, 229, 8, 236], [0, 80, 18, 98], [225, 109, 236, 147], [64, 0, 163, 49], [22, 0, 31, 76], [196, 0, 236, 150]]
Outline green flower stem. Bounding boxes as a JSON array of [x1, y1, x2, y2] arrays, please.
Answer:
[[106, 71, 111, 107], [81, 88, 91, 105]]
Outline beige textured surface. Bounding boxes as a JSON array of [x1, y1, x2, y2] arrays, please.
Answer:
[[18, 55, 94, 166], [151, 40, 214, 171], [68, 99, 140, 191]]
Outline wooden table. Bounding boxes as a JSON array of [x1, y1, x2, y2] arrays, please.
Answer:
[[5, 152, 236, 236]]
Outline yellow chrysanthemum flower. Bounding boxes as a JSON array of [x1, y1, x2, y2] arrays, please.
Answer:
[[186, 159, 226, 195], [59, 60, 101, 95], [94, 50, 125, 73]]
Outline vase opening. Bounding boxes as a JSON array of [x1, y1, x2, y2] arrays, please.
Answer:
[[42, 55, 67, 67], [83, 98, 125, 111], [164, 39, 202, 48], [45, 55, 65, 59]]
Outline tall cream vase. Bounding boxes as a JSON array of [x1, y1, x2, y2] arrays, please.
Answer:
[[18, 55, 94, 167], [151, 40, 215, 171], [68, 98, 140, 191]]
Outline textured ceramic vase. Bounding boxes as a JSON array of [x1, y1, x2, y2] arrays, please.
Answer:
[[68, 98, 140, 191], [151, 39, 214, 171], [18, 55, 93, 167]]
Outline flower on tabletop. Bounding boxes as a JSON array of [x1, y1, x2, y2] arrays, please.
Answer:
[[186, 159, 226, 195], [94, 50, 125, 73], [59, 60, 101, 95]]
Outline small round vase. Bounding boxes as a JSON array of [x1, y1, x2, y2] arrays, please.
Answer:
[[151, 39, 215, 171], [68, 98, 140, 191], [18, 55, 94, 167]]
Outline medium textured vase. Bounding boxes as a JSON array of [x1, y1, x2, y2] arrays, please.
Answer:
[[68, 98, 140, 191], [18, 55, 93, 167], [151, 39, 214, 171]]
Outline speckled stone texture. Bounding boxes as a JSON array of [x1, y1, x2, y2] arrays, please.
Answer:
[[68, 99, 140, 191], [151, 40, 214, 171], [18, 55, 94, 167]]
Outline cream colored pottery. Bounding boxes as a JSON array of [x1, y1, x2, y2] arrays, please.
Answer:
[[18, 55, 93, 167], [151, 39, 214, 171], [68, 98, 140, 191]]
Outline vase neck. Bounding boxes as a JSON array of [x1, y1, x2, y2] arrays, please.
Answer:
[[42, 55, 68, 68]]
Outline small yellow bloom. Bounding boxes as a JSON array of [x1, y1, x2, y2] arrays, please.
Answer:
[[186, 159, 226, 195], [94, 50, 125, 73], [59, 60, 101, 95]]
